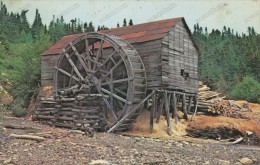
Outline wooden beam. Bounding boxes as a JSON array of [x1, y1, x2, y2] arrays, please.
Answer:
[[187, 96, 192, 113], [164, 91, 172, 135], [55, 66, 79, 82], [156, 94, 164, 123], [63, 50, 84, 81], [108, 91, 155, 133], [101, 88, 131, 105], [149, 92, 156, 133], [182, 93, 188, 120], [172, 92, 178, 125]]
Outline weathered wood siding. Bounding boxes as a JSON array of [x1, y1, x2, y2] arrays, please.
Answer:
[[41, 54, 60, 86], [161, 21, 198, 94], [132, 40, 162, 90]]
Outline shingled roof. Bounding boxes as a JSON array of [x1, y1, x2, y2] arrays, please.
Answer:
[[42, 17, 189, 56]]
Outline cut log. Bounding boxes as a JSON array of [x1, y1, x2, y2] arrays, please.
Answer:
[[4, 124, 41, 130], [9, 134, 45, 142]]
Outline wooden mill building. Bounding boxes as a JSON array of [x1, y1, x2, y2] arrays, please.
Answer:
[[41, 17, 199, 95]]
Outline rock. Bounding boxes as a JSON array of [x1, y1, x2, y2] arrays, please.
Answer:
[[187, 160, 196, 163], [218, 159, 230, 165], [245, 131, 253, 136], [239, 158, 254, 164], [89, 160, 110, 165], [234, 162, 242, 165], [203, 161, 210, 165], [3, 158, 12, 165]]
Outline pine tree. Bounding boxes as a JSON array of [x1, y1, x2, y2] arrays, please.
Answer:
[[83, 22, 88, 32], [88, 21, 95, 32], [129, 19, 133, 26], [123, 18, 127, 26], [20, 10, 30, 33], [31, 9, 44, 40]]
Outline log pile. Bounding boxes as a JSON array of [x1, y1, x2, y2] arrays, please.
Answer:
[[33, 94, 107, 131], [196, 82, 252, 116], [198, 81, 222, 101]]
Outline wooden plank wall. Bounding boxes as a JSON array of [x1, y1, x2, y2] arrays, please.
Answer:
[[132, 40, 162, 90], [41, 55, 60, 86], [161, 21, 198, 94]]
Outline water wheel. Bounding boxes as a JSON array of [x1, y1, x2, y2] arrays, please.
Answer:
[[53, 32, 147, 132]]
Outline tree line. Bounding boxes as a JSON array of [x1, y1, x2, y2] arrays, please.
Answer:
[[193, 24, 260, 103]]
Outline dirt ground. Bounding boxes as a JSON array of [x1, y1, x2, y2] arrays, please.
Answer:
[[0, 112, 260, 165]]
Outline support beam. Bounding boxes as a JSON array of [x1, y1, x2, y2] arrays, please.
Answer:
[[182, 93, 188, 120], [164, 91, 172, 135], [156, 94, 164, 123], [187, 96, 193, 113], [172, 92, 178, 125], [149, 92, 156, 133]]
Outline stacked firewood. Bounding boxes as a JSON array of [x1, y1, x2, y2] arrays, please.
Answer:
[[197, 81, 223, 101], [33, 94, 107, 131], [196, 82, 252, 116]]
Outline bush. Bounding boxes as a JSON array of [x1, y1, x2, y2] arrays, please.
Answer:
[[11, 98, 28, 117], [230, 76, 260, 103]]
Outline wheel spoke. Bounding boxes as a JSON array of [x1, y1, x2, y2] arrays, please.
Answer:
[[63, 50, 84, 81], [85, 38, 91, 68], [99, 59, 123, 82], [101, 77, 133, 86], [114, 88, 127, 97], [101, 87, 130, 104], [55, 66, 79, 82], [93, 49, 117, 72], [70, 42, 94, 74], [93, 39, 104, 70]]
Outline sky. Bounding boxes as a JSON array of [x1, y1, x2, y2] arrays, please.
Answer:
[[3, 0, 260, 33]]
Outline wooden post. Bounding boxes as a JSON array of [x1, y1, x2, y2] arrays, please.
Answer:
[[154, 92, 158, 121], [149, 92, 156, 133], [193, 96, 197, 112], [182, 93, 188, 120], [172, 92, 178, 125], [164, 91, 172, 135], [187, 96, 192, 114], [156, 94, 164, 123]]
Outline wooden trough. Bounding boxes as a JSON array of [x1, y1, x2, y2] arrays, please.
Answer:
[[34, 17, 199, 133]]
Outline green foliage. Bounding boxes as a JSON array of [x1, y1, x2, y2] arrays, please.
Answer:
[[11, 98, 27, 117], [1, 30, 51, 106], [230, 76, 260, 103], [193, 24, 260, 102]]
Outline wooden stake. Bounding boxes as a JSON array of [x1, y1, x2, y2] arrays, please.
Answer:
[[172, 92, 178, 125], [164, 91, 172, 135], [156, 94, 164, 123], [149, 92, 156, 133], [182, 93, 188, 120], [187, 96, 192, 113]]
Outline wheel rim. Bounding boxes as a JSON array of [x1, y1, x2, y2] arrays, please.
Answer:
[[53, 32, 147, 127]]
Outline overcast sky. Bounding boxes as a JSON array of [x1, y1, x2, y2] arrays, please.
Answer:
[[3, 0, 260, 33]]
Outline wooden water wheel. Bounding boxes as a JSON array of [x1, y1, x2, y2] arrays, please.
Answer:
[[53, 32, 147, 132]]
